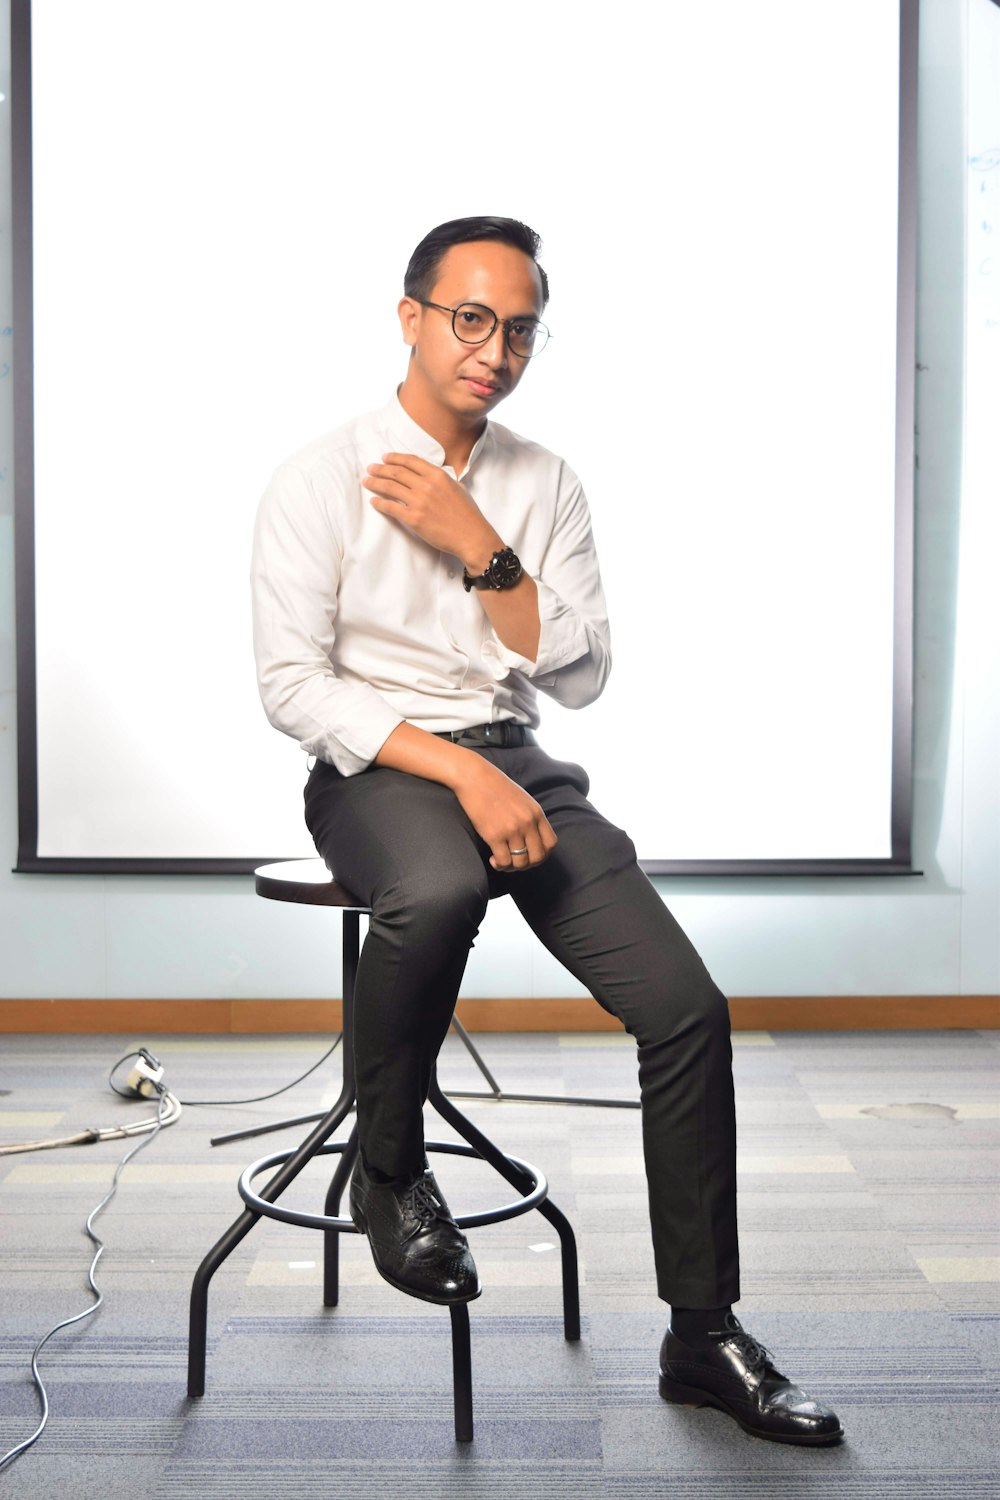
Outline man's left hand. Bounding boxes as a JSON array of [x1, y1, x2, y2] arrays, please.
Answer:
[[362, 453, 499, 573]]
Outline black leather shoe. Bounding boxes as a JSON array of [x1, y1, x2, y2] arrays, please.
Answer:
[[659, 1312, 844, 1445], [350, 1158, 481, 1305]]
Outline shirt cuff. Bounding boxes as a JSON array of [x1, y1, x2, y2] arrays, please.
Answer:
[[298, 690, 405, 777], [480, 579, 592, 683]]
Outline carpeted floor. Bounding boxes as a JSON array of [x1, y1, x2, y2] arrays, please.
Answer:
[[1, 1028, 998, 1497]]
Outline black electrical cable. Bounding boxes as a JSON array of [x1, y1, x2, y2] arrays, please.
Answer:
[[108, 1037, 342, 1108], [0, 1086, 173, 1474]]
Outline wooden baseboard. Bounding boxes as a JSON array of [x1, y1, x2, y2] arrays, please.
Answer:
[[0, 995, 997, 1033]]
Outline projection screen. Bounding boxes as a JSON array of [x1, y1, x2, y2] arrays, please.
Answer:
[[13, 0, 917, 875]]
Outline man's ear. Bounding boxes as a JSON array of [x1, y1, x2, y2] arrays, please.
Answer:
[[398, 296, 420, 349]]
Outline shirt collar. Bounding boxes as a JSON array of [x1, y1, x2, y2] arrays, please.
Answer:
[[380, 384, 493, 473]]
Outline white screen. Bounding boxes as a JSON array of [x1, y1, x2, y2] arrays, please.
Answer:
[[25, 0, 906, 863]]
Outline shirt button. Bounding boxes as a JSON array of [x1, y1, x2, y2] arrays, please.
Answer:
[[447, 569, 456, 579]]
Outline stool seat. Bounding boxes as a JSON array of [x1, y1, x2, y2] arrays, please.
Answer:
[[255, 858, 367, 908]]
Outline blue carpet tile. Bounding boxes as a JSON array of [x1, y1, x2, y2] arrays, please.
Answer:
[[0, 1029, 998, 1498]]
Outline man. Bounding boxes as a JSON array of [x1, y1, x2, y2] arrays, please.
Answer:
[[251, 215, 843, 1447]]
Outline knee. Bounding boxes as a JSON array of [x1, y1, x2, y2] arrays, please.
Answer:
[[701, 981, 733, 1044], [376, 863, 490, 945], [634, 971, 732, 1054], [678, 974, 731, 1037], [412, 872, 490, 939]]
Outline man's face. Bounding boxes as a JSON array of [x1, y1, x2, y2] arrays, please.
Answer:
[[399, 239, 545, 418]]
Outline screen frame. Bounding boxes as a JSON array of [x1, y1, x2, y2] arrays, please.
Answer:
[[11, 0, 921, 878]]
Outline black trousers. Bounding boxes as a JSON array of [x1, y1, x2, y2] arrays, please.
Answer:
[[303, 741, 740, 1307]]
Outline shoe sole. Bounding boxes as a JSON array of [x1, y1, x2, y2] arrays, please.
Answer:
[[659, 1374, 845, 1446], [351, 1204, 482, 1307]]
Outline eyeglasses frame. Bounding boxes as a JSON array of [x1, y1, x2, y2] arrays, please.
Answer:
[[414, 298, 552, 359]]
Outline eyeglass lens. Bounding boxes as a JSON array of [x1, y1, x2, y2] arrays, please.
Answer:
[[453, 303, 548, 357]]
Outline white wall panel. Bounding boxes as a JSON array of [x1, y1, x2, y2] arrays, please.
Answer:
[[23, 0, 905, 864]]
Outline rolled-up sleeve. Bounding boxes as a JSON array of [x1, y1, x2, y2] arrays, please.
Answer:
[[250, 462, 403, 775], [481, 462, 612, 709]]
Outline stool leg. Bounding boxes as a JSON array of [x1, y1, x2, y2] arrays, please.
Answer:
[[189, 910, 364, 1396], [187, 1100, 356, 1397], [449, 1302, 474, 1443], [449, 1017, 503, 1097], [188, 1208, 258, 1396], [323, 1122, 360, 1306], [321, 909, 362, 1307], [427, 1075, 581, 1342], [533, 1196, 581, 1341]]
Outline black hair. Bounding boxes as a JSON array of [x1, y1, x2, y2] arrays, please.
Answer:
[[403, 215, 549, 309]]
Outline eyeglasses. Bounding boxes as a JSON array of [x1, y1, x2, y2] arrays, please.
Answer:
[[415, 299, 551, 359]]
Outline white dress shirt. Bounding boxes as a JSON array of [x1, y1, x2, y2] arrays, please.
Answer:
[[250, 387, 611, 776]]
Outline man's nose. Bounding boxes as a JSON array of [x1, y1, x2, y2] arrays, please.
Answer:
[[478, 323, 509, 368]]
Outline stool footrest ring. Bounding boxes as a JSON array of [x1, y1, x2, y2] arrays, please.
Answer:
[[237, 1138, 548, 1232]]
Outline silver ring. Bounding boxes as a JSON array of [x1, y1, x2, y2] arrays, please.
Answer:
[[509, 847, 528, 856]]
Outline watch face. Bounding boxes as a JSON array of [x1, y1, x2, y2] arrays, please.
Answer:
[[489, 548, 522, 588]]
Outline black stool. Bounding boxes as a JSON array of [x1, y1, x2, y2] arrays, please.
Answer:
[[187, 858, 581, 1442]]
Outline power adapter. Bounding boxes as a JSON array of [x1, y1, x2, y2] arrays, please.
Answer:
[[124, 1048, 165, 1099]]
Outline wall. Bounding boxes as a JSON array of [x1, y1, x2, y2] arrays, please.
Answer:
[[0, 0, 995, 1007]]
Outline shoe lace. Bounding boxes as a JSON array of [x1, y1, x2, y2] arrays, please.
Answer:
[[402, 1177, 448, 1229], [721, 1326, 774, 1373]]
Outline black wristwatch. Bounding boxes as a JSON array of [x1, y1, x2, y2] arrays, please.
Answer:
[[462, 547, 523, 592]]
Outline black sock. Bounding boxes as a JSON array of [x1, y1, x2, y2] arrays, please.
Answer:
[[670, 1305, 735, 1348], [365, 1164, 410, 1188], [361, 1150, 427, 1189]]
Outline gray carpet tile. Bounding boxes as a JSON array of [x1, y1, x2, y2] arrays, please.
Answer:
[[1, 1029, 998, 1499]]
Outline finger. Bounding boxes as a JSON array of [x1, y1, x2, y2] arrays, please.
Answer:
[[538, 814, 558, 853], [489, 839, 513, 872], [523, 806, 557, 857], [380, 452, 427, 473], [362, 473, 408, 498], [507, 839, 532, 872], [498, 828, 543, 874], [366, 462, 410, 480], [520, 826, 547, 867], [368, 494, 408, 516], [364, 492, 410, 522]]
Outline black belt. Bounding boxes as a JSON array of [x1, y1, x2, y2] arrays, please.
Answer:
[[433, 722, 537, 748]]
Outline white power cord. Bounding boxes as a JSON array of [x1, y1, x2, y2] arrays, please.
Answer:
[[0, 1050, 181, 1157], [0, 1071, 179, 1473]]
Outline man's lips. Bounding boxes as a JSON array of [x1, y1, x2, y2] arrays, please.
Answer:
[[463, 377, 501, 394]]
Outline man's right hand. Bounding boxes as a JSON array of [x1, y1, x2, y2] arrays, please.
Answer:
[[450, 754, 557, 873], [373, 722, 557, 872]]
